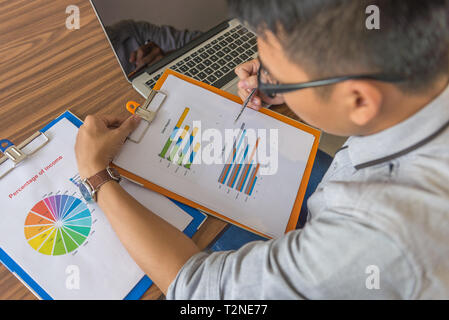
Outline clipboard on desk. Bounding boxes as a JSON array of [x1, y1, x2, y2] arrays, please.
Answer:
[[113, 69, 321, 239], [0, 110, 206, 300]]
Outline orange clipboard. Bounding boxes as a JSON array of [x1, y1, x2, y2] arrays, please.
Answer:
[[114, 69, 321, 238]]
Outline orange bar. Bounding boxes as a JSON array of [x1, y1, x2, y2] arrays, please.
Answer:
[[245, 163, 260, 195], [228, 163, 241, 187], [220, 148, 236, 184]]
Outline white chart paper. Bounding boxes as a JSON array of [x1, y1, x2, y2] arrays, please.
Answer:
[[115, 74, 317, 238]]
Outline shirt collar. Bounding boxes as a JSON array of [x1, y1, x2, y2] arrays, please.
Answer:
[[345, 84, 449, 170]]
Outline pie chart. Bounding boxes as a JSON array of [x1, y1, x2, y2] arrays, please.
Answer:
[[24, 195, 92, 256]]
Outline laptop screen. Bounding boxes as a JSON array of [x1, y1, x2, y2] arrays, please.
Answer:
[[91, 0, 229, 80]]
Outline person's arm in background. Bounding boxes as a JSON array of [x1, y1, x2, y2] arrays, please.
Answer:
[[129, 21, 203, 73], [75, 114, 200, 294], [135, 20, 202, 52], [129, 41, 166, 73]]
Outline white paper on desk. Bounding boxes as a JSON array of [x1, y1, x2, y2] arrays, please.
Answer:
[[114, 75, 317, 238], [0, 118, 192, 300]]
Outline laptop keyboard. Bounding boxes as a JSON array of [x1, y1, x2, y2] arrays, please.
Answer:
[[145, 24, 257, 89]]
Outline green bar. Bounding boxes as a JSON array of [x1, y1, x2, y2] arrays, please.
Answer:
[[177, 152, 185, 165], [168, 145, 181, 162], [159, 138, 174, 158], [184, 151, 196, 169]]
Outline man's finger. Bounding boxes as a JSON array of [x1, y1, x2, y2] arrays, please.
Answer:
[[136, 42, 156, 61], [235, 59, 260, 79], [136, 47, 145, 61], [137, 48, 163, 68], [238, 75, 258, 90], [115, 115, 141, 141], [97, 115, 128, 128], [237, 88, 262, 110]]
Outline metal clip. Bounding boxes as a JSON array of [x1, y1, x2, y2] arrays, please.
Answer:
[[126, 89, 167, 124], [4, 145, 27, 164], [0, 132, 50, 179]]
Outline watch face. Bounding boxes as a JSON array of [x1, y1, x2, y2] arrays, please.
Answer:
[[79, 181, 94, 203]]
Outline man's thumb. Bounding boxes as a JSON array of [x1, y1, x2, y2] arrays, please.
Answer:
[[117, 115, 141, 141]]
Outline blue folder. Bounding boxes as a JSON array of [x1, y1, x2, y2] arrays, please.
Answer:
[[0, 110, 206, 300]]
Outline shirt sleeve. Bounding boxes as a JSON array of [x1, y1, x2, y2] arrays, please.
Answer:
[[166, 210, 418, 300]]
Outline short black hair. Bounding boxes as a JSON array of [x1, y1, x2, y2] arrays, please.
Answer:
[[227, 0, 449, 93]]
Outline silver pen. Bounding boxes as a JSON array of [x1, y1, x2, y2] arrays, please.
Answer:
[[234, 68, 261, 124], [234, 88, 257, 124]]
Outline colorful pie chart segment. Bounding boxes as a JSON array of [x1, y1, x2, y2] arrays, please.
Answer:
[[24, 195, 92, 256]]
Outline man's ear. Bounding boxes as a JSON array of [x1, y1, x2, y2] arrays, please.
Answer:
[[342, 81, 383, 126]]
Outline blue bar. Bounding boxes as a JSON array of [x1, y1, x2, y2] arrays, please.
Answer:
[[245, 167, 258, 194], [219, 124, 246, 184], [233, 129, 246, 162], [182, 133, 194, 156], [230, 145, 249, 188], [221, 163, 234, 185], [249, 177, 257, 196], [189, 151, 196, 163], [227, 146, 246, 187], [170, 127, 179, 140]]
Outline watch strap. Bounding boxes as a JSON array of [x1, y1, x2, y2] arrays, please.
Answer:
[[86, 167, 121, 193]]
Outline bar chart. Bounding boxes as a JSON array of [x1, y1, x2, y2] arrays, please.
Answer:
[[159, 108, 201, 169], [218, 123, 260, 196]]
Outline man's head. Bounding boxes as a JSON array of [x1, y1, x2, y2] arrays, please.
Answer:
[[228, 0, 449, 136]]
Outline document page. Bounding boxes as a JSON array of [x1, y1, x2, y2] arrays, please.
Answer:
[[114, 74, 318, 238], [0, 117, 192, 299]]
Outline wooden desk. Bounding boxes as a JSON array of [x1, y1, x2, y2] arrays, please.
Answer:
[[0, 0, 228, 300]]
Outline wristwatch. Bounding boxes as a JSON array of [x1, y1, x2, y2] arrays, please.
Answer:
[[79, 166, 121, 203]]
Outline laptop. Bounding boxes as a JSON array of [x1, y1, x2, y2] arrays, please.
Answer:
[[90, 0, 258, 98]]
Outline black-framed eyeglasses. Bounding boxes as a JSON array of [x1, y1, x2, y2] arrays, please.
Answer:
[[257, 64, 406, 97]]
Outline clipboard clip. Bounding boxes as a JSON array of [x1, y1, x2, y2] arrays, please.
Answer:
[[0, 132, 50, 179], [125, 89, 167, 143], [126, 89, 167, 124]]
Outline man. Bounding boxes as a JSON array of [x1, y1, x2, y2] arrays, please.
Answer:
[[75, 0, 449, 299]]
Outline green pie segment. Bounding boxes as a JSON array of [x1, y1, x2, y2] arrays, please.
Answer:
[[53, 229, 67, 256], [62, 226, 87, 245], [60, 227, 82, 253], [64, 224, 90, 237]]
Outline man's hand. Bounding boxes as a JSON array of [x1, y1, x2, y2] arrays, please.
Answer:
[[75, 114, 141, 179], [235, 59, 285, 110], [129, 42, 165, 71]]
